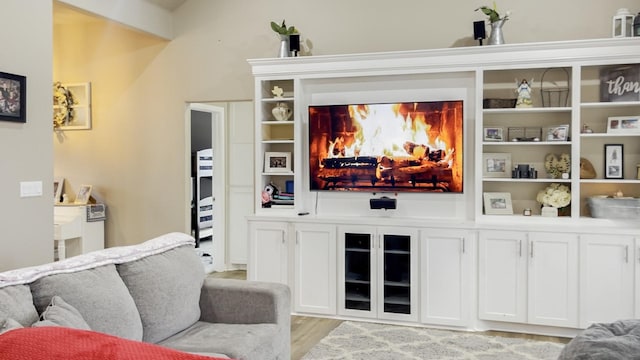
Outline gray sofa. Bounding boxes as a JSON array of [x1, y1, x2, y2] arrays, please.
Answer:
[[0, 232, 290, 360]]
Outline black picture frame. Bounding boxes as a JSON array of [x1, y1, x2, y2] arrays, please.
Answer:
[[0, 71, 26, 123], [604, 144, 624, 179]]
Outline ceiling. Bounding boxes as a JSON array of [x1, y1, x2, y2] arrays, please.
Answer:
[[144, 0, 187, 11]]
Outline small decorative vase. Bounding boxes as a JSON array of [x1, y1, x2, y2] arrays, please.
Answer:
[[277, 35, 290, 58], [488, 18, 507, 45], [272, 102, 292, 121], [541, 206, 558, 217]]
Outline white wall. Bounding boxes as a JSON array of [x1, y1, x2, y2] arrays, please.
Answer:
[[0, 1, 53, 271]]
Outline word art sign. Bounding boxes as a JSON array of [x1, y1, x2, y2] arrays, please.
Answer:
[[600, 65, 640, 102]]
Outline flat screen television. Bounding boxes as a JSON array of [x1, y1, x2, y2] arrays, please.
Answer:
[[308, 101, 463, 193]]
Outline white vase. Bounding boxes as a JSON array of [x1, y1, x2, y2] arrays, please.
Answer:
[[272, 102, 292, 121], [541, 206, 558, 217]]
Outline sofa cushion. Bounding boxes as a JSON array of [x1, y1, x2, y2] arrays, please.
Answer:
[[0, 285, 39, 327], [32, 296, 91, 330], [30, 264, 143, 341], [116, 245, 204, 343], [0, 311, 23, 334], [158, 321, 280, 360]]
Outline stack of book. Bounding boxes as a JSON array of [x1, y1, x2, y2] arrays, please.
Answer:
[[271, 192, 294, 206]]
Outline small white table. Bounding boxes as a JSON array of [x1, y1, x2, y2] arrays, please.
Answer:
[[54, 205, 104, 260]]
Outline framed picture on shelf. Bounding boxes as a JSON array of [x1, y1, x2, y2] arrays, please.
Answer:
[[74, 185, 92, 204], [264, 152, 291, 173], [482, 153, 512, 178], [604, 144, 624, 179], [607, 116, 640, 134], [483, 127, 504, 142], [53, 177, 64, 203], [0, 71, 26, 123], [483, 192, 514, 215], [544, 125, 569, 141]]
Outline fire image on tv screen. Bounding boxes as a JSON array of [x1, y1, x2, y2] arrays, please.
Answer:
[[308, 101, 463, 193]]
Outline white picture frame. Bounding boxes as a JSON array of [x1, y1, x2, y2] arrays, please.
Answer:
[[53, 82, 92, 130], [74, 184, 93, 204], [483, 192, 514, 215], [482, 153, 512, 178], [607, 116, 640, 134], [53, 177, 64, 203], [264, 152, 291, 173], [483, 127, 504, 142], [544, 124, 570, 141]]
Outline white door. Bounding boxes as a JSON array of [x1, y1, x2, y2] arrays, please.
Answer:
[[528, 232, 578, 327], [478, 230, 527, 323], [186, 103, 226, 272], [294, 223, 336, 315], [580, 234, 635, 328], [421, 228, 472, 327]]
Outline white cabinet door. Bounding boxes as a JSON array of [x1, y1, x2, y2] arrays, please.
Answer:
[[478, 230, 527, 323], [580, 234, 635, 328], [294, 223, 336, 315], [527, 232, 578, 327], [378, 227, 419, 322], [247, 221, 289, 285], [338, 226, 377, 319], [637, 237, 640, 318], [421, 228, 472, 327]]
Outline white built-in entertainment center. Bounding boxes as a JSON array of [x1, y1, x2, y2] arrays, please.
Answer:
[[247, 38, 640, 336]]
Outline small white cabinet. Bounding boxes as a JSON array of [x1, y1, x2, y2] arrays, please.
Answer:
[[293, 223, 336, 315], [247, 221, 289, 285], [337, 226, 418, 322], [478, 230, 578, 327], [420, 228, 473, 327], [579, 233, 635, 328]]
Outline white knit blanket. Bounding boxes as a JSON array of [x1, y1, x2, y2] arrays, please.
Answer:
[[0, 232, 195, 288]]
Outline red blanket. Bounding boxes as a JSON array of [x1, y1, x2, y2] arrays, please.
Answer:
[[0, 327, 230, 360]]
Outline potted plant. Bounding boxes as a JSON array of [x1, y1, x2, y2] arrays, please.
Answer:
[[270, 20, 299, 57]]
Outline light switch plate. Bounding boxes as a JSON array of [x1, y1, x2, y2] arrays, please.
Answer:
[[20, 181, 43, 197]]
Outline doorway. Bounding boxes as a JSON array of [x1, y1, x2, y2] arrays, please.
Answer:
[[187, 103, 226, 272]]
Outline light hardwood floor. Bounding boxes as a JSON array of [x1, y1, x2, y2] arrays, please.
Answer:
[[208, 270, 569, 359]]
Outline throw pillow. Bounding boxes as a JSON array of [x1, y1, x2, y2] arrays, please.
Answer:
[[0, 285, 39, 327], [30, 264, 143, 341], [32, 296, 91, 330], [116, 245, 204, 343]]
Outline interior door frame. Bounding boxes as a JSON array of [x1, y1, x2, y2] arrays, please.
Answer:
[[185, 103, 226, 272]]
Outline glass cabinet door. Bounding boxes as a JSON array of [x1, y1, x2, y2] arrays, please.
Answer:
[[344, 232, 372, 311], [382, 234, 411, 314]]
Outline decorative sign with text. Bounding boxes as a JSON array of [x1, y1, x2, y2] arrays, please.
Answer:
[[600, 64, 640, 102]]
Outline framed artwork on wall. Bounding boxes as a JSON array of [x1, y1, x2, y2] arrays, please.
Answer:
[[0, 71, 26, 123], [53, 82, 92, 130]]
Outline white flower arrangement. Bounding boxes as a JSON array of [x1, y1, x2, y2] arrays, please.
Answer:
[[544, 153, 570, 179], [536, 183, 571, 208]]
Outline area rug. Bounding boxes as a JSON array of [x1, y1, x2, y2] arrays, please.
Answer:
[[302, 321, 565, 360]]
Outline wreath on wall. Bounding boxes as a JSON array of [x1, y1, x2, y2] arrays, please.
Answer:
[[53, 82, 75, 128]]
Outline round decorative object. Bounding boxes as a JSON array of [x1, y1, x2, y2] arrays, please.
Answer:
[[272, 102, 292, 121]]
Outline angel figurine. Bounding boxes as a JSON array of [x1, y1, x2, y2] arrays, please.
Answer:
[[515, 78, 533, 108]]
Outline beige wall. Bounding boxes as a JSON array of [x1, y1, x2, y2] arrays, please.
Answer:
[[0, 1, 53, 271], [4, 0, 638, 270]]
